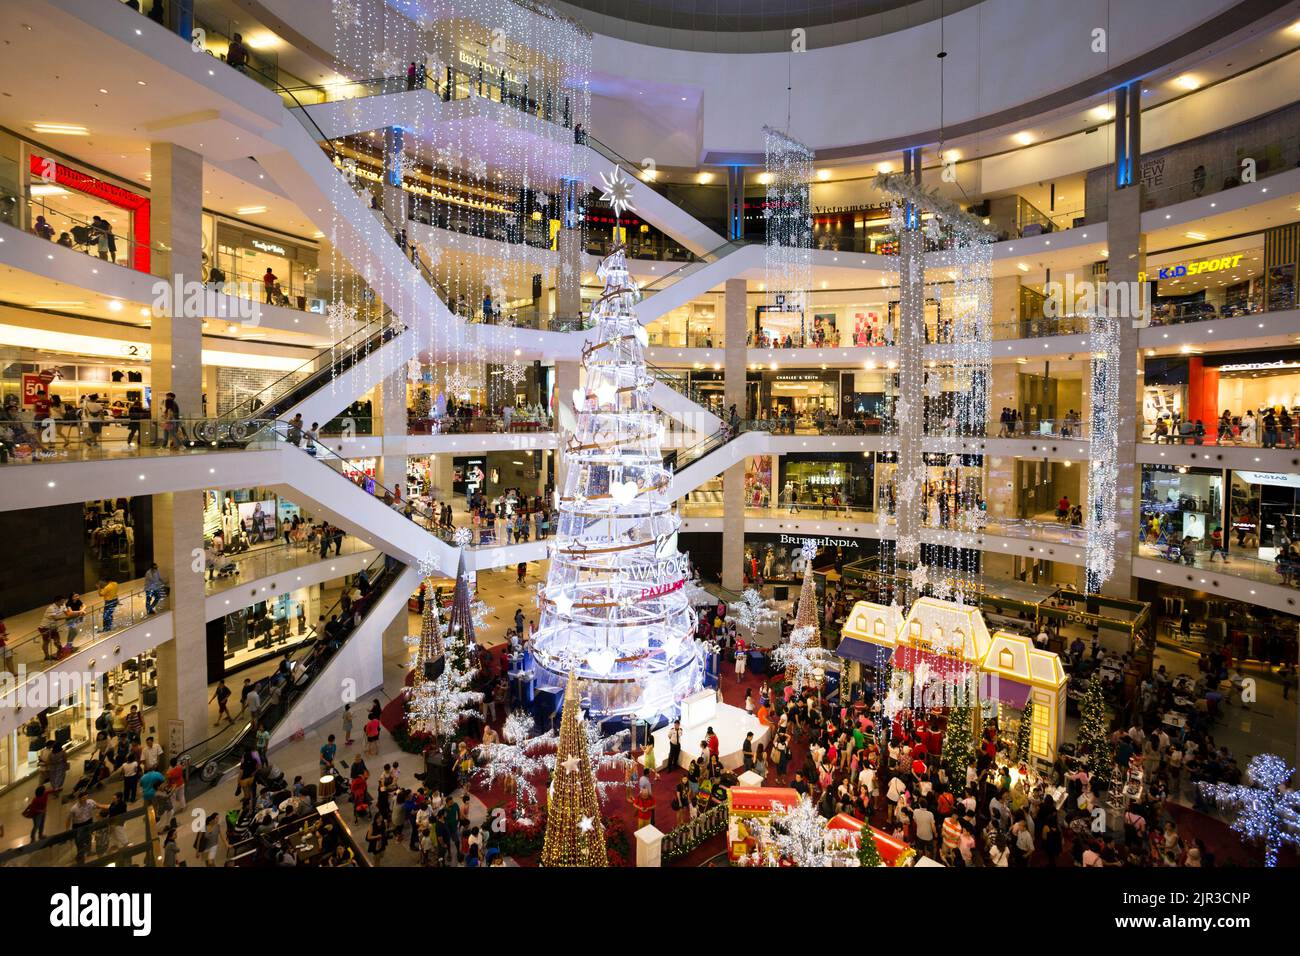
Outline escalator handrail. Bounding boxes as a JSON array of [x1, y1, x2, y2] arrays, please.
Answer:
[[217, 315, 402, 424], [636, 239, 751, 297]]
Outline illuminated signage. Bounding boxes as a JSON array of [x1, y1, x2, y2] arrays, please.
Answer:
[[1234, 470, 1300, 489], [250, 238, 287, 256], [1217, 361, 1300, 373], [1139, 254, 1242, 283]]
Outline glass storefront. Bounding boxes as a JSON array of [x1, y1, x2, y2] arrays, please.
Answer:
[[0, 647, 157, 793], [1, 354, 152, 421], [875, 453, 984, 520], [212, 221, 321, 311], [1141, 466, 1224, 550], [1228, 470, 1300, 558], [217, 584, 320, 677], [779, 453, 873, 510]]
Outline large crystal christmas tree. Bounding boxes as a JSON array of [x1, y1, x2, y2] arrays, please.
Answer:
[[531, 168, 703, 718]]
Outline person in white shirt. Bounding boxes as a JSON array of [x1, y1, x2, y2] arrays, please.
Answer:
[[911, 802, 938, 857], [858, 765, 876, 795], [886, 774, 907, 808], [140, 736, 164, 773]]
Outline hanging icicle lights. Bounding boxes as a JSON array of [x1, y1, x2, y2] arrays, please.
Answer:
[[875, 171, 994, 608], [327, 0, 592, 407], [1086, 298, 1121, 593], [763, 127, 814, 320]]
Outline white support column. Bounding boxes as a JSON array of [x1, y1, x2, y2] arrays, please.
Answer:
[[374, 367, 408, 495], [896, 228, 925, 567], [554, 361, 580, 489], [722, 278, 747, 591], [148, 142, 208, 757]]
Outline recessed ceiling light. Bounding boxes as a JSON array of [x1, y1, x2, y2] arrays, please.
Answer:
[[1013, 131, 1034, 146], [236, 205, 267, 215], [98, 88, 108, 94], [1088, 105, 1113, 122], [137, 80, 147, 86], [1174, 74, 1200, 90], [107, 300, 124, 313], [1185, 231, 1207, 241]]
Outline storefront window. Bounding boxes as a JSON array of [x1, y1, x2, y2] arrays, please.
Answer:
[[213, 222, 321, 310], [1230, 470, 1300, 558], [780, 454, 873, 509], [1141, 466, 1224, 550]]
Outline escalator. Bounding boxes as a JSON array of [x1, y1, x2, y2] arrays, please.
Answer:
[[180, 551, 407, 789], [206, 316, 405, 436], [663, 428, 735, 473]]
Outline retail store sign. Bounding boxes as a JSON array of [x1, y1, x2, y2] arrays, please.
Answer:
[[250, 238, 287, 256], [1235, 470, 1300, 489], [779, 534, 859, 550], [1138, 254, 1242, 283]]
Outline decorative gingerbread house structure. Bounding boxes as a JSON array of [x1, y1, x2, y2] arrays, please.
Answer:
[[836, 597, 1068, 762]]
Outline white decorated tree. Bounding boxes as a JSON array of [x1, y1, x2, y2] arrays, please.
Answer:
[[1199, 754, 1300, 867], [405, 550, 483, 740], [530, 167, 703, 719], [474, 710, 553, 818]]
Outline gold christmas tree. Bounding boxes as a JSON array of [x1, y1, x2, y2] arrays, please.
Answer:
[[540, 670, 608, 867], [792, 540, 820, 638]]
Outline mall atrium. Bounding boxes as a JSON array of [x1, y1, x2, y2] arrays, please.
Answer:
[[0, 0, 1298, 889]]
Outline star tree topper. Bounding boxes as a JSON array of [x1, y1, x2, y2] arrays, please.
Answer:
[[599, 165, 637, 219]]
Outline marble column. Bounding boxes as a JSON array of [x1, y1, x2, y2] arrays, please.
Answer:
[[373, 367, 408, 496], [148, 142, 208, 756], [554, 360, 581, 489], [721, 278, 747, 590]]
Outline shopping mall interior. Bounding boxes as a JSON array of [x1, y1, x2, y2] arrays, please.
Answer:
[[0, 0, 1298, 891]]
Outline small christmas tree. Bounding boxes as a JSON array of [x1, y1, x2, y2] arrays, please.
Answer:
[[540, 670, 608, 867], [1076, 674, 1112, 778], [857, 824, 884, 867], [792, 540, 820, 639], [404, 552, 482, 740], [1016, 697, 1035, 762], [941, 703, 974, 784]]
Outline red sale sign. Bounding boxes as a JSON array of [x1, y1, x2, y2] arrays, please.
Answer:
[[21, 373, 50, 406]]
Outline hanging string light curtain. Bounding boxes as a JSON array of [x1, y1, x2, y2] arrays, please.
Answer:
[[763, 127, 814, 327], [874, 171, 994, 608], [328, 0, 591, 407]]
